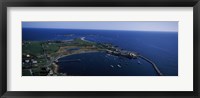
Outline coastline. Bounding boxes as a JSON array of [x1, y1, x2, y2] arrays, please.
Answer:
[[52, 50, 104, 75], [55, 50, 103, 61], [52, 62, 58, 74], [49, 38, 105, 75]]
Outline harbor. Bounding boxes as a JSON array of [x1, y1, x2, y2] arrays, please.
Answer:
[[104, 45, 163, 76]]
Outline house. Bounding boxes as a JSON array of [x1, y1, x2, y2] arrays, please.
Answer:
[[25, 60, 30, 63]]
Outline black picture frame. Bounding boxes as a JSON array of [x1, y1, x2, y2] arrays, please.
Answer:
[[0, 0, 199, 98]]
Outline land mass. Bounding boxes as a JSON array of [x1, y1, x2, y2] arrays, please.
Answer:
[[22, 38, 135, 76], [22, 37, 162, 76]]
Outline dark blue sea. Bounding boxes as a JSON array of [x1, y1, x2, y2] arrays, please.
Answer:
[[23, 28, 178, 76]]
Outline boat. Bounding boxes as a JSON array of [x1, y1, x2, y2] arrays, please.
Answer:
[[117, 64, 121, 68]]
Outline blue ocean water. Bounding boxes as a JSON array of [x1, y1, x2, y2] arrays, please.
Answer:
[[23, 28, 178, 76]]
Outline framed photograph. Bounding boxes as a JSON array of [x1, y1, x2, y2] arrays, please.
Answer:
[[0, 0, 199, 98]]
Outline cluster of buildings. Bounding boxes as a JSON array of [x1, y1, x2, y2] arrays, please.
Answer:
[[22, 54, 38, 68], [103, 44, 138, 59]]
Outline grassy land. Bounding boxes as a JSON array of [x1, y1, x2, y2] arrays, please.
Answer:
[[72, 38, 97, 46], [22, 69, 32, 76], [22, 38, 103, 76], [22, 41, 43, 56]]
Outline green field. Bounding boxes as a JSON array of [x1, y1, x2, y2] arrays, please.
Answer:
[[22, 41, 43, 56]]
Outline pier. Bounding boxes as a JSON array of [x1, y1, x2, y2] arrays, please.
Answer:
[[138, 55, 163, 76]]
